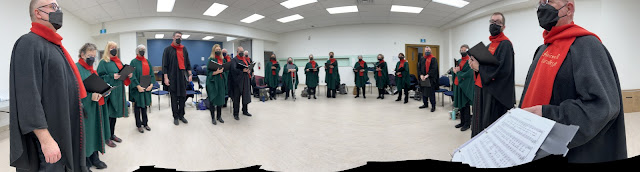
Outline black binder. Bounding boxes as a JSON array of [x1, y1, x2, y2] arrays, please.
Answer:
[[83, 73, 116, 96], [117, 65, 135, 80], [139, 75, 152, 88], [468, 42, 499, 65], [237, 62, 255, 69], [208, 60, 231, 72], [396, 67, 405, 72], [420, 79, 431, 87]]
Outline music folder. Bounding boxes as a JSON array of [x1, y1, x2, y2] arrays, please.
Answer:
[[468, 42, 499, 65], [272, 63, 280, 69], [117, 65, 135, 80], [420, 79, 431, 87], [139, 75, 152, 88], [83, 73, 116, 96], [396, 67, 405, 72], [208, 60, 231, 72], [237, 62, 256, 69]]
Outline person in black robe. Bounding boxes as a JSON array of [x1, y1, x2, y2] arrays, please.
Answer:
[[520, 0, 626, 163], [417, 46, 439, 112], [229, 46, 254, 120], [10, 2, 86, 171], [469, 12, 515, 137], [162, 31, 192, 126]]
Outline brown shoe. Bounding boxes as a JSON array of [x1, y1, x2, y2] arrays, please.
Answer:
[[137, 127, 144, 133], [144, 125, 151, 131], [106, 140, 117, 148], [111, 135, 122, 143]]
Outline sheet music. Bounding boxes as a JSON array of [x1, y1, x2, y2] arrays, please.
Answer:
[[451, 108, 555, 168]]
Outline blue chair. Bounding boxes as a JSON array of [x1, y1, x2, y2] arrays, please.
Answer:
[[365, 81, 372, 93], [186, 81, 202, 105], [436, 76, 451, 107], [444, 91, 454, 104], [151, 81, 170, 110]]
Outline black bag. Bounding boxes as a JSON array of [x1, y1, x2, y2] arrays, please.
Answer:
[[338, 84, 348, 94]]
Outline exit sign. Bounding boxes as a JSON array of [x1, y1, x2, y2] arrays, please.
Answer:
[[100, 29, 107, 34], [420, 39, 426, 43]]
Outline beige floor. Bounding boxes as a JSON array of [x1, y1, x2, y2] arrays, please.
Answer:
[[1, 87, 639, 171]]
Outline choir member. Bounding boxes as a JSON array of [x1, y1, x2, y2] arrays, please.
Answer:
[[265, 54, 280, 100], [129, 44, 154, 133], [162, 31, 192, 126], [98, 41, 131, 147], [282, 57, 299, 100], [453, 44, 474, 131], [207, 44, 227, 125], [325, 52, 341, 98], [353, 55, 369, 99], [374, 54, 389, 99], [395, 53, 410, 104], [418, 46, 439, 112], [229, 46, 254, 120]]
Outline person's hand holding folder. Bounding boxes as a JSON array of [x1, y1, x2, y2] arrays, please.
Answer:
[[114, 73, 121, 80], [91, 93, 102, 102], [146, 85, 153, 91], [137, 86, 145, 93]]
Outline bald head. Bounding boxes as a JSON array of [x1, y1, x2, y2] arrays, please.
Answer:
[[237, 46, 244, 54]]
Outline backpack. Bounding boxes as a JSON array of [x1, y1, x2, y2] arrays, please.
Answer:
[[301, 87, 309, 97], [338, 84, 348, 94], [259, 88, 269, 102]]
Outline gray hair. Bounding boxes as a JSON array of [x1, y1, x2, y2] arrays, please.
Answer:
[[358, 55, 363, 58], [136, 44, 146, 52]]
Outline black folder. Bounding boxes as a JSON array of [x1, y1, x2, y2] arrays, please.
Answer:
[[376, 63, 385, 68], [468, 42, 499, 65], [139, 75, 152, 88], [208, 60, 231, 72], [117, 65, 135, 80], [420, 79, 431, 87], [237, 62, 256, 69], [396, 67, 405, 72], [83, 73, 116, 96], [272, 63, 280, 69]]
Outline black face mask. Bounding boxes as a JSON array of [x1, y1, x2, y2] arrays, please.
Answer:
[[245, 54, 249, 57], [288, 61, 293, 64], [85, 56, 95, 66], [359, 59, 363, 62], [175, 38, 182, 45], [110, 49, 118, 56], [424, 52, 431, 56], [222, 53, 227, 57], [399, 56, 405, 60], [139, 51, 145, 56], [460, 52, 467, 57], [238, 53, 244, 57], [378, 58, 383, 61], [310, 58, 313, 61], [40, 9, 63, 30], [537, 3, 567, 31], [490, 24, 502, 36], [215, 51, 221, 56], [330, 55, 334, 58]]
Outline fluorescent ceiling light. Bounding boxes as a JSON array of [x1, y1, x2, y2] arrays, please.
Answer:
[[240, 14, 265, 23], [432, 0, 469, 8], [181, 35, 190, 39], [202, 36, 214, 40], [155, 34, 164, 39], [390, 5, 423, 14], [280, 0, 317, 9], [203, 3, 228, 16], [227, 36, 236, 42], [326, 5, 358, 14], [157, 0, 175, 12], [277, 14, 304, 23]]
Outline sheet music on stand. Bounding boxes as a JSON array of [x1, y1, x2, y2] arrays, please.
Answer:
[[451, 108, 578, 168]]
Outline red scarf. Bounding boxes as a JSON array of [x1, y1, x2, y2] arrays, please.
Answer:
[[455, 56, 469, 86], [78, 59, 105, 105], [110, 56, 131, 86], [171, 43, 186, 69], [238, 55, 251, 77], [377, 60, 385, 76], [521, 23, 599, 108], [423, 54, 434, 77], [136, 55, 150, 76], [31, 22, 87, 99], [224, 55, 231, 62], [329, 58, 336, 74], [358, 60, 365, 76], [398, 59, 406, 77], [270, 59, 278, 75]]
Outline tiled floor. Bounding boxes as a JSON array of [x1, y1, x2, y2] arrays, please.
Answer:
[[1, 87, 638, 171]]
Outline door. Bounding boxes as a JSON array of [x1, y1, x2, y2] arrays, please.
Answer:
[[406, 47, 419, 77]]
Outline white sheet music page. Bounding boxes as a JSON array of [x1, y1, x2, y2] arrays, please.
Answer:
[[451, 108, 556, 168]]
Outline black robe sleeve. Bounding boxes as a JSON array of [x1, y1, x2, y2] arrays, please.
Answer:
[[520, 36, 626, 163], [428, 58, 439, 86], [162, 47, 171, 76], [479, 40, 515, 107], [183, 47, 192, 71]]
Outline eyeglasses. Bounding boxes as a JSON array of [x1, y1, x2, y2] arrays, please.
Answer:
[[38, 3, 60, 12], [489, 19, 503, 25]]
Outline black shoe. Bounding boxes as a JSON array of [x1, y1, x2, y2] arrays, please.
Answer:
[[455, 123, 463, 128], [179, 117, 188, 124], [419, 105, 428, 109], [377, 96, 381, 99], [395, 98, 401, 101], [212, 117, 217, 125], [174, 119, 179, 125], [92, 160, 107, 169], [461, 125, 470, 131], [223, 104, 227, 107], [363, 95, 366, 99], [243, 112, 252, 117], [354, 96, 359, 98], [313, 95, 317, 99], [144, 125, 151, 131], [285, 96, 289, 100], [431, 107, 436, 112], [308, 96, 311, 99], [234, 115, 240, 120], [218, 117, 224, 123]]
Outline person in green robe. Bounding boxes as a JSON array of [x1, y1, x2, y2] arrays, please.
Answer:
[[76, 43, 110, 170], [395, 53, 410, 104], [265, 54, 280, 100], [324, 52, 340, 98], [282, 57, 299, 100], [374, 54, 389, 99], [129, 45, 155, 133], [453, 45, 475, 131], [97, 41, 131, 147], [304, 54, 320, 99], [207, 44, 227, 125], [353, 55, 369, 99]]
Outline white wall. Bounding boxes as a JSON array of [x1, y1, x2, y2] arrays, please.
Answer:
[[443, 0, 640, 101], [0, 1, 94, 101], [252, 39, 265, 76], [277, 24, 445, 86]]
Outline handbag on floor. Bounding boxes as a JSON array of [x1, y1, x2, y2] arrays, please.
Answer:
[[301, 87, 309, 97]]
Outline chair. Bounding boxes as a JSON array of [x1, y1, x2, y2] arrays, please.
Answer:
[[197, 75, 207, 98], [444, 91, 454, 105], [365, 81, 373, 93], [151, 81, 169, 110], [186, 81, 202, 105], [388, 74, 396, 94], [436, 76, 451, 107]]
